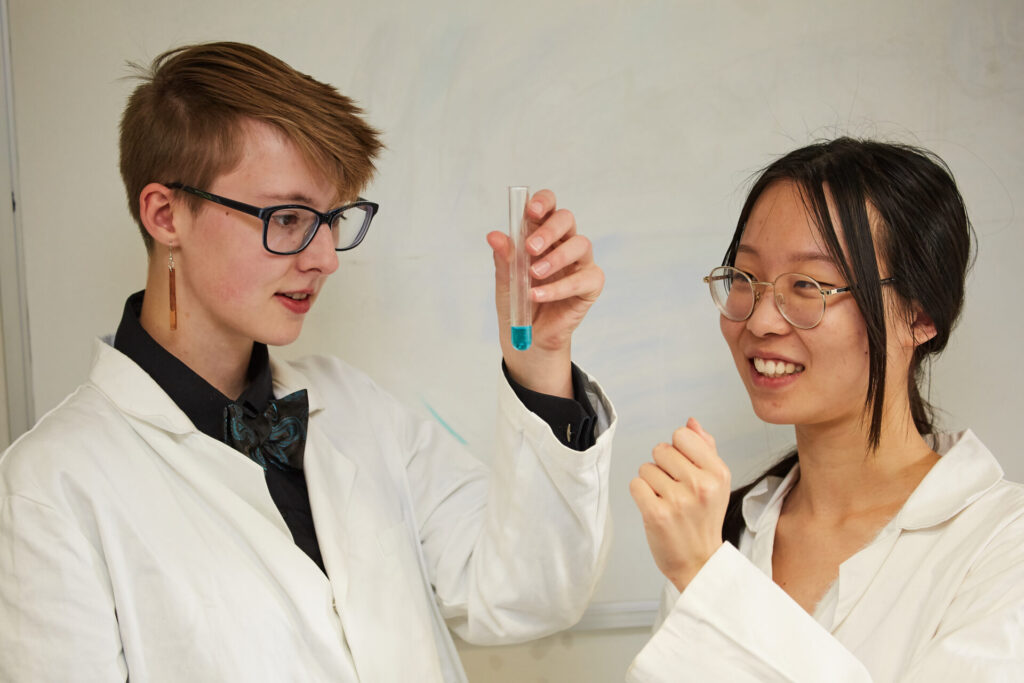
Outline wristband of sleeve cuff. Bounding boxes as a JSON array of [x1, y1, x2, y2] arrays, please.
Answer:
[[501, 361, 597, 451]]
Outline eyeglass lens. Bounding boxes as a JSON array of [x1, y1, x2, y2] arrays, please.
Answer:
[[266, 205, 370, 254], [708, 267, 825, 329]]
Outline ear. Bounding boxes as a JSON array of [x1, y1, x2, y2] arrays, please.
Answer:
[[909, 306, 937, 348], [138, 182, 181, 247]]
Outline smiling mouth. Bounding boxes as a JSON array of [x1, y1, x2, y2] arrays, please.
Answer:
[[752, 357, 805, 378], [280, 293, 310, 301]]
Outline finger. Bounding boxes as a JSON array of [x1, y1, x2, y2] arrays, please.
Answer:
[[527, 189, 557, 224], [530, 233, 593, 281], [532, 263, 604, 304], [486, 230, 512, 278], [687, 417, 716, 448], [629, 476, 661, 510], [651, 442, 697, 483], [526, 208, 577, 256], [486, 231, 513, 328], [487, 229, 512, 259], [670, 423, 722, 471], [637, 461, 681, 498]]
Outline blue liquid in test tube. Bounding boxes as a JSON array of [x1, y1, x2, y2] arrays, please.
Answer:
[[511, 325, 532, 351], [508, 186, 532, 351]]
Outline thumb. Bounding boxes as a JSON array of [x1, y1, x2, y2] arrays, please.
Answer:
[[487, 231, 512, 322], [487, 231, 512, 276]]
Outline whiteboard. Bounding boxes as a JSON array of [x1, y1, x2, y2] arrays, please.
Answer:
[[7, 0, 1024, 615]]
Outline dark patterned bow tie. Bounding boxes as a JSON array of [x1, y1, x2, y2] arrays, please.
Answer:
[[223, 389, 309, 471]]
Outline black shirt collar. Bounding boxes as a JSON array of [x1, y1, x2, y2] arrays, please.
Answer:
[[112, 290, 274, 441]]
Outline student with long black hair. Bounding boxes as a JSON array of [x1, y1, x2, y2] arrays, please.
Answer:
[[628, 138, 1024, 681]]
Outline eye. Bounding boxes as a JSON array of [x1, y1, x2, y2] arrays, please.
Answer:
[[272, 211, 299, 227], [730, 271, 749, 285], [792, 277, 819, 290], [269, 209, 313, 234]]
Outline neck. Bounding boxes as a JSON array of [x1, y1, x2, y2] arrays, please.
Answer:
[[139, 265, 252, 400], [788, 402, 938, 521]]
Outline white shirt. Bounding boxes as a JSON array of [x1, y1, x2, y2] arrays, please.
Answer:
[[0, 339, 617, 682], [627, 430, 1024, 682]]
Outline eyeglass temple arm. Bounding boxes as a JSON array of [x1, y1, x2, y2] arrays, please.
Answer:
[[166, 183, 265, 217], [823, 277, 897, 296]]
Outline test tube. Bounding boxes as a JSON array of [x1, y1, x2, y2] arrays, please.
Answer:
[[508, 186, 532, 351]]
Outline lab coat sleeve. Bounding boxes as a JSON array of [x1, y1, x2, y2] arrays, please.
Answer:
[[404, 365, 616, 645], [626, 543, 872, 683], [628, 531, 1024, 683], [0, 493, 127, 682]]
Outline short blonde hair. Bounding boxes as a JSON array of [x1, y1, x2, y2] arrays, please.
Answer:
[[119, 41, 383, 250]]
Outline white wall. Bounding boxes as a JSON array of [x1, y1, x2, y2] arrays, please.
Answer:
[[6, 1, 1024, 680], [0, 301, 7, 449], [0, 0, 13, 451]]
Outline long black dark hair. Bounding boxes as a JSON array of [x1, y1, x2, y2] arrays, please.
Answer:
[[722, 137, 974, 546]]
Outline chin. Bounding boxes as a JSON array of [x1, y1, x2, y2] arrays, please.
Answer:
[[256, 325, 304, 347], [747, 398, 799, 426], [752, 410, 795, 426]]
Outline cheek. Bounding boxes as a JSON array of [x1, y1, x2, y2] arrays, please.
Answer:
[[813, 311, 870, 376], [185, 247, 267, 306], [719, 316, 744, 351]]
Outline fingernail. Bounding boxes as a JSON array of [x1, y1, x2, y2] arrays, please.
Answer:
[[528, 236, 544, 252], [529, 201, 543, 215], [532, 260, 551, 277], [532, 287, 547, 300]]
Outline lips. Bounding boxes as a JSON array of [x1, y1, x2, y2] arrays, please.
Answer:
[[275, 290, 314, 313]]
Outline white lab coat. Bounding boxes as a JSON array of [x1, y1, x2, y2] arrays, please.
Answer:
[[0, 339, 616, 683], [627, 430, 1024, 682]]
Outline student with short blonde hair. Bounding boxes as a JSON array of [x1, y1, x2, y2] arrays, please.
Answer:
[[0, 42, 616, 682]]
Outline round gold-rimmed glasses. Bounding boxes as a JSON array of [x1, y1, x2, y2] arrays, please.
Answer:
[[703, 265, 895, 329]]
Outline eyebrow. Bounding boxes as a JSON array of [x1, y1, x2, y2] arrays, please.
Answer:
[[258, 192, 321, 206], [735, 244, 836, 265]]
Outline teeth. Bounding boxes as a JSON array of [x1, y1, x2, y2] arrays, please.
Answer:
[[753, 357, 804, 378], [283, 293, 309, 301]]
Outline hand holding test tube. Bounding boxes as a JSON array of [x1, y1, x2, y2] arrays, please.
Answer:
[[485, 189, 604, 398], [508, 186, 532, 351]]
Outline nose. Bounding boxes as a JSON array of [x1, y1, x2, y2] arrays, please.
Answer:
[[296, 220, 339, 275], [745, 283, 789, 336]]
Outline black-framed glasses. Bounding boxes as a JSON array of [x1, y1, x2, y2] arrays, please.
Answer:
[[166, 183, 379, 255], [703, 265, 896, 330]]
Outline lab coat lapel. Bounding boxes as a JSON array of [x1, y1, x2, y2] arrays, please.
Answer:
[[302, 424, 357, 611], [91, 340, 290, 539], [90, 341, 331, 592], [830, 525, 901, 633], [282, 357, 446, 681], [269, 354, 359, 607]]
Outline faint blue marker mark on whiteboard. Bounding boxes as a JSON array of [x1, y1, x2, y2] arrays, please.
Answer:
[[420, 397, 468, 445]]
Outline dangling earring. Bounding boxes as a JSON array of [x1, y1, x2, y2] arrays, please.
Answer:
[[168, 246, 177, 331]]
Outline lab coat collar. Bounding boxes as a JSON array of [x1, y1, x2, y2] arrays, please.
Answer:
[[91, 337, 328, 430], [90, 337, 196, 435], [739, 429, 1003, 534], [896, 429, 1003, 530], [742, 466, 799, 536], [269, 353, 326, 416]]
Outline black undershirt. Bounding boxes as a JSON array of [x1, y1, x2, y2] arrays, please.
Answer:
[[113, 290, 597, 574]]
